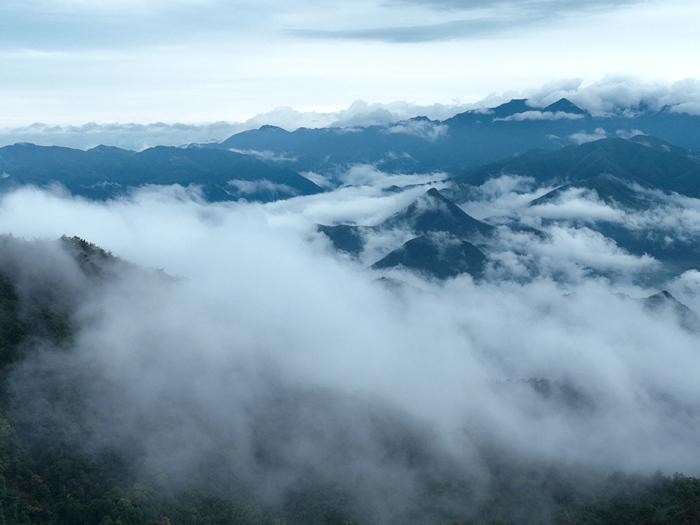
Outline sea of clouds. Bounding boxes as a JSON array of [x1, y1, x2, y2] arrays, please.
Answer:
[[0, 167, 699, 522]]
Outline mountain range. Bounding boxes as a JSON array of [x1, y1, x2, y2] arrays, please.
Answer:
[[0, 143, 322, 202], [1, 100, 699, 283], [210, 98, 700, 175]]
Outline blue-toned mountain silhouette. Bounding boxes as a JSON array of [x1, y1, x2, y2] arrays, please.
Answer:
[[462, 135, 700, 199], [320, 188, 492, 278], [0, 143, 321, 202], [211, 98, 700, 177]]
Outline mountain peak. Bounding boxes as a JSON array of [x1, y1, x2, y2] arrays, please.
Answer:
[[382, 188, 493, 239], [88, 145, 132, 155], [372, 233, 486, 279], [258, 125, 289, 133], [543, 98, 587, 115], [489, 99, 531, 118]]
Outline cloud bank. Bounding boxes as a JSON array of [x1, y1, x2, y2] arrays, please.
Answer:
[[0, 177, 698, 524]]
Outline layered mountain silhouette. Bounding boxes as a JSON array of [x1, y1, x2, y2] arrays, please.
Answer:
[[210, 98, 700, 176], [2, 107, 699, 284], [463, 136, 700, 200], [451, 136, 700, 277], [0, 143, 321, 202], [320, 188, 492, 279]]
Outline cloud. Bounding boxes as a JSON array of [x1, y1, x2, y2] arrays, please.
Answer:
[[290, 17, 522, 43], [615, 128, 646, 139], [495, 111, 585, 122], [455, 174, 700, 283], [457, 175, 557, 221], [529, 188, 626, 222], [569, 127, 608, 144], [523, 182, 700, 240], [670, 270, 700, 312], [1, 182, 700, 522], [337, 164, 448, 189], [0, 101, 473, 150], [392, 0, 645, 12], [293, 0, 646, 42], [526, 76, 700, 116], [0, 0, 269, 50], [385, 119, 449, 140], [229, 148, 298, 162], [0, 121, 247, 150], [2, 77, 700, 149], [228, 179, 298, 196], [524, 225, 658, 274]]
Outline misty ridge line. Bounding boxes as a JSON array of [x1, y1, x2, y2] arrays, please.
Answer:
[[2, 76, 700, 151]]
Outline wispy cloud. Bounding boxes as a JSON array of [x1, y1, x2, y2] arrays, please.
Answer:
[[293, 0, 648, 43]]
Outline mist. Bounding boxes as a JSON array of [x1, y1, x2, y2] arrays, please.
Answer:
[[1, 177, 699, 522]]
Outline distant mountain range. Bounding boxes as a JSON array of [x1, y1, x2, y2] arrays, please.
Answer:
[[316, 135, 700, 281], [209, 98, 700, 175], [0, 143, 322, 202], [2, 98, 700, 203], [1, 101, 699, 283], [452, 136, 700, 277]]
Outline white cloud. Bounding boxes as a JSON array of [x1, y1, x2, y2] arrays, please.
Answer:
[[1, 181, 700, 522], [457, 175, 557, 220], [2, 76, 700, 149], [337, 164, 448, 190], [527, 76, 700, 116], [529, 187, 626, 222], [0, 101, 471, 150], [495, 110, 585, 122], [615, 128, 645, 139], [385, 119, 449, 140], [569, 127, 607, 144], [227, 179, 297, 196], [229, 148, 298, 162]]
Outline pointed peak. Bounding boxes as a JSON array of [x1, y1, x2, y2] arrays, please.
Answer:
[[543, 98, 587, 115], [382, 186, 494, 238], [425, 187, 445, 198], [648, 290, 676, 301]]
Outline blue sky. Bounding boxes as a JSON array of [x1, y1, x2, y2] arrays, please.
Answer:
[[0, 0, 698, 124]]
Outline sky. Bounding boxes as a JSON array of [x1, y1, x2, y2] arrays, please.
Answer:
[[1, 0, 699, 126]]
